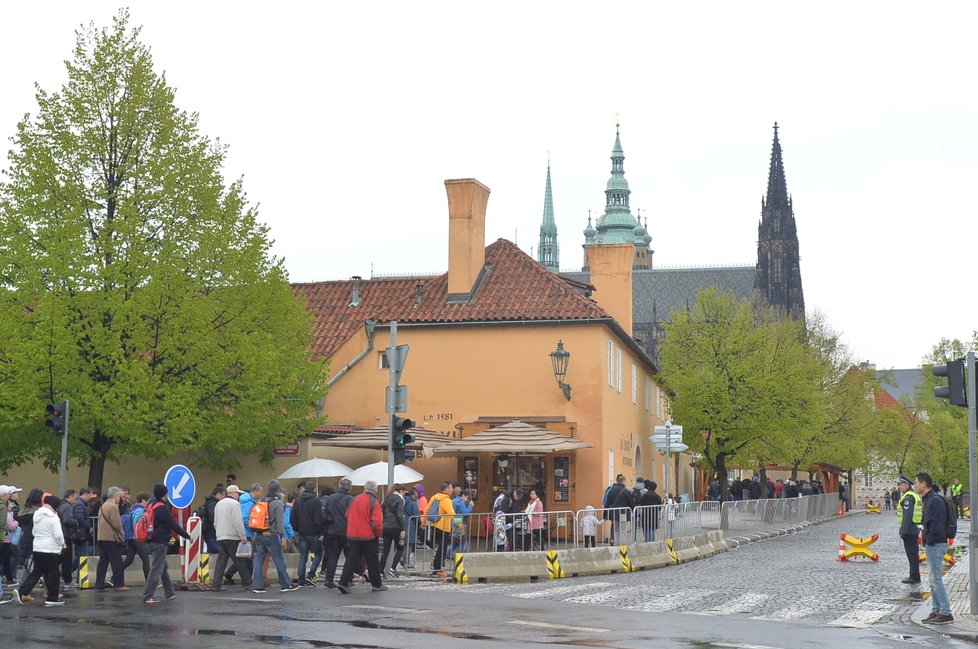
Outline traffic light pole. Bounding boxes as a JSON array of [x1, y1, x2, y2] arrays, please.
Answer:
[[966, 351, 977, 615], [387, 322, 397, 489], [59, 400, 70, 497]]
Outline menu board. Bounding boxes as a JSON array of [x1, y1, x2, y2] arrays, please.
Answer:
[[553, 456, 570, 503]]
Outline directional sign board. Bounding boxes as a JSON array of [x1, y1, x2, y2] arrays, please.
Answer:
[[164, 464, 196, 509]]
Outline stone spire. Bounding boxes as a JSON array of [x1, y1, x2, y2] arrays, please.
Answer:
[[537, 159, 559, 272], [755, 122, 805, 320]]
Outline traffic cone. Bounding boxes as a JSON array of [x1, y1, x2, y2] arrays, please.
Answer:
[[835, 536, 847, 562]]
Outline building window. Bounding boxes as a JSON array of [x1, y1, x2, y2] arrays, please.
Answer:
[[863, 473, 873, 488], [644, 377, 650, 411], [379, 351, 390, 369], [608, 340, 614, 388], [616, 347, 622, 393], [631, 364, 637, 404]]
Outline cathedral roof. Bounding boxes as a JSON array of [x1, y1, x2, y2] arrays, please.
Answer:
[[564, 265, 756, 327]]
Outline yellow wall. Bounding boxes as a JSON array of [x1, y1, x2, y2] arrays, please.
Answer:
[[321, 319, 684, 512]]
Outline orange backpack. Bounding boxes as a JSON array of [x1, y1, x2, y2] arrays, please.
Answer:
[[249, 500, 270, 531]]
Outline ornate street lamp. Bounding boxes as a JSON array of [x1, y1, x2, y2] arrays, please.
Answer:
[[549, 340, 571, 400]]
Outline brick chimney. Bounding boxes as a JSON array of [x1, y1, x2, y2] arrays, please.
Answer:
[[445, 178, 490, 302], [586, 244, 633, 336]]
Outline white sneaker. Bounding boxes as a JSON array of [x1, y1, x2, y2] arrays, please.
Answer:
[[12, 590, 23, 606], [45, 600, 66, 607]]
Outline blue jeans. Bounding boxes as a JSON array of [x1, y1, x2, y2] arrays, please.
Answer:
[[925, 543, 951, 615], [296, 534, 321, 581], [252, 533, 292, 590]]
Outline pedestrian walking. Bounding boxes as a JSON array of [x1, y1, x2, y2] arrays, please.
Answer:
[[291, 481, 324, 586], [12, 495, 65, 607], [380, 484, 407, 578], [122, 492, 151, 580], [142, 484, 190, 604], [336, 480, 386, 594], [224, 482, 260, 585], [917, 472, 953, 624], [212, 484, 252, 591], [896, 476, 921, 585], [197, 486, 224, 555], [71, 487, 97, 562], [1, 487, 21, 586], [56, 491, 79, 588], [401, 487, 420, 569], [322, 478, 357, 588], [427, 482, 456, 576], [94, 486, 128, 592], [15, 489, 44, 583], [883, 490, 892, 511], [608, 477, 634, 543], [250, 480, 298, 594]]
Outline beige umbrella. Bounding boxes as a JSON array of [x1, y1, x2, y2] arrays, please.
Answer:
[[430, 420, 592, 456]]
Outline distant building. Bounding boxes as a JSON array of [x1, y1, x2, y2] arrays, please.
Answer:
[[554, 122, 806, 361]]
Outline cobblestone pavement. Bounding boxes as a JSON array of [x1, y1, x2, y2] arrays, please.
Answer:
[[399, 511, 951, 629]]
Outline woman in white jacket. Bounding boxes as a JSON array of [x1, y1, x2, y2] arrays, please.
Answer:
[[14, 494, 65, 606]]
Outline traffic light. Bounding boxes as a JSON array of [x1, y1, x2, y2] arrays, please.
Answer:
[[45, 401, 67, 436], [392, 416, 416, 465], [933, 359, 968, 407]]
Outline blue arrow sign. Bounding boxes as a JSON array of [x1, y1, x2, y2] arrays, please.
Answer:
[[163, 464, 196, 509]]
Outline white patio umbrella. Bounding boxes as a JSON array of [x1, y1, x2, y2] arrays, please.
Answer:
[[276, 458, 353, 488], [345, 461, 423, 487]]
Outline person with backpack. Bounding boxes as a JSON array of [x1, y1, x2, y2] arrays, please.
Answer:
[[336, 480, 385, 594], [142, 484, 190, 604], [603, 476, 627, 544], [196, 486, 224, 555], [379, 484, 407, 579], [916, 472, 953, 625], [322, 478, 357, 588], [291, 481, 324, 587], [212, 485, 251, 591], [427, 481, 456, 576], [122, 492, 151, 581], [249, 480, 299, 594], [401, 487, 420, 570]]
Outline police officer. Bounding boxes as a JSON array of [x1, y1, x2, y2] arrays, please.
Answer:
[[897, 476, 922, 584], [951, 479, 963, 518]]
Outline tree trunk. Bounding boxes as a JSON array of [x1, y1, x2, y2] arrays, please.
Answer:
[[717, 453, 730, 530], [790, 462, 800, 481], [759, 466, 767, 495], [85, 429, 113, 493]]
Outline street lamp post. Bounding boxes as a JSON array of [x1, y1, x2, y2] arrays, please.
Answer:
[[549, 340, 571, 400]]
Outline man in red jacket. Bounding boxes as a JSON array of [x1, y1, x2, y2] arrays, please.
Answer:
[[337, 480, 386, 594]]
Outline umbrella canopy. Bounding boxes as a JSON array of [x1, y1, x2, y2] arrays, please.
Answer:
[[345, 461, 423, 486], [276, 457, 353, 481], [430, 420, 592, 456], [311, 426, 450, 459]]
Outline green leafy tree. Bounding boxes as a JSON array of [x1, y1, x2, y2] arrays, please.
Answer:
[[659, 288, 817, 500], [0, 11, 326, 491]]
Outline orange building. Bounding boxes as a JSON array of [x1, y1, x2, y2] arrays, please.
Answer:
[[295, 179, 692, 514]]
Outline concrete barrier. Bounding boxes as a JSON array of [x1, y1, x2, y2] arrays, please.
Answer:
[[554, 546, 622, 576], [707, 530, 730, 553], [627, 540, 674, 570], [691, 533, 716, 559], [454, 551, 549, 583], [672, 536, 703, 563]]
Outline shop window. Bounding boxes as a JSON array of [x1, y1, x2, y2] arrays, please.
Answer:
[[492, 455, 547, 507]]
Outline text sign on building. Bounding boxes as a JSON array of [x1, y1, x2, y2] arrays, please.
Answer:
[[273, 442, 301, 456]]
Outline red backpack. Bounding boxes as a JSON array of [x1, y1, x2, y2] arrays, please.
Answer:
[[134, 503, 164, 543]]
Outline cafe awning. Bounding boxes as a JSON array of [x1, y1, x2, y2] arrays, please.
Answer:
[[430, 420, 592, 456], [311, 426, 452, 458]]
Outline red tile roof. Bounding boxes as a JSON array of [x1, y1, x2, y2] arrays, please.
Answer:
[[293, 239, 611, 359]]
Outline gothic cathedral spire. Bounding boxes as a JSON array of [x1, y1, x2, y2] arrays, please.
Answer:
[[537, 160, 559, 272], [755, 122, 805, 320]]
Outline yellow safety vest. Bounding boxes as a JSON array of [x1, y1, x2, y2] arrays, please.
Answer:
[[951, 483, 963, 497], [896, 491, 922, 524]]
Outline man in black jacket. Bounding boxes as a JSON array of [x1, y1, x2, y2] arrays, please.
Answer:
[[321, 478, 354, 588], [606, 476, 633, 544], [380, 484, 407, 578], [291, 481, 324, 586], [916, 472, 952, 624], [142, 484, 190, 604]]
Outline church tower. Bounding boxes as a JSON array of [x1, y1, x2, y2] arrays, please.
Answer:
[[755, 123, 805, 319], [583, 121, 652, 270], [537, 161, 559, 272]]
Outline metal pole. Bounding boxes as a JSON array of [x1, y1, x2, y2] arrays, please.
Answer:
[[387, 321, 397, 489], [59, 400, 69, 496], [663, 422, 671, 503], [966, 351, 977, 615]]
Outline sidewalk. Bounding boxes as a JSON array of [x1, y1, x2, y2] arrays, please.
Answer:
[[912, 542, 978, 642]]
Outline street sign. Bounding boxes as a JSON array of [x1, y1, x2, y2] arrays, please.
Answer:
[[386, 344, 409, 384], [385, 385, 408, 414], [164, 464, 196, 509], [653, 424, 683, 437], [655, 441, 689, 453], [650, 433, 683, 443], [272, 442, 301, 456]]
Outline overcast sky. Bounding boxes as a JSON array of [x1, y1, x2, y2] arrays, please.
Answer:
[[2, 2, 976, 370]]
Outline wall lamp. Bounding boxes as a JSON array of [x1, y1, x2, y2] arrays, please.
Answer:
[[549, 339, 572, 400]]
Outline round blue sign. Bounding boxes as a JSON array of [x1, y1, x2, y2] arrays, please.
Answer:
[[163, 464, 196, 509]]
